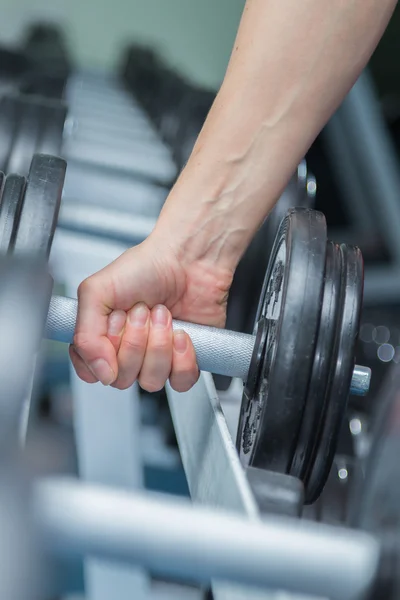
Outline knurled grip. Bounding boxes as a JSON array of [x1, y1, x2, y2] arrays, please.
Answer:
[[45, 295, 371, 394], [45, 295, 255, 380]]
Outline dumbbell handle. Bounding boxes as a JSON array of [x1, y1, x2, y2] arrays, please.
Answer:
[[46, 296, 370, 395]]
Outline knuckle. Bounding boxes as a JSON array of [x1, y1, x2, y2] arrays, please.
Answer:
[[120, 337, 146, 354], [77, 275, 103, 300], [150, 338, 172, 353]]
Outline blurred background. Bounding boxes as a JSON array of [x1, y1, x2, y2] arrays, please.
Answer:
[[1, 0, 400, 514], [0, 2, 400, 597], [0, 0, 245, 88]]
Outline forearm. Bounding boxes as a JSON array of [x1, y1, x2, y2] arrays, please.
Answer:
[[153, 0, 397, 270]]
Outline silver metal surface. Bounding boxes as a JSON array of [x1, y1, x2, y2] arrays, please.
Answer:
[[34, 476, 379, 600], [165, 374, 285, 600], [350, 365, 372, 396], [45, 297, 371, 395]]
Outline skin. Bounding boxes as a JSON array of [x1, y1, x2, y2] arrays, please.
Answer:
[[71, 0, 398, 392]]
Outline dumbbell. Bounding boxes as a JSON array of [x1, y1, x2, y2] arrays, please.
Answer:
[[1, 153, 368, 504], [46, 211, 369, 506], [0, 93, 171, 217]]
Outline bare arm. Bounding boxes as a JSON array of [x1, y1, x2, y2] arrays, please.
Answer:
[[154, 0, 397, 271]]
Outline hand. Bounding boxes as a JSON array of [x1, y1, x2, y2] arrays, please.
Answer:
[[70, 235, 233, 392]]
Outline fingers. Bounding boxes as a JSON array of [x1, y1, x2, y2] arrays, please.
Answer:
[[73, 277, 117, 386], [74, 284, 200, 394], [138, 305, 173, 393], [169, 331, 200, 393], [107, 310, 127, 354], [111, 303, 150, 390]]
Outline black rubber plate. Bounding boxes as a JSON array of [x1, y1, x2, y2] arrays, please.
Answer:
[[290, 241, 342, 485], [306, 243, 363, 503], [0, 174, 25, 253], [237, 208, 327, 474], [13, 154, 66, 257]]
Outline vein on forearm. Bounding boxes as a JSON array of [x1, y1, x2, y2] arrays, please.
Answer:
[[156, 0, 397, 269]]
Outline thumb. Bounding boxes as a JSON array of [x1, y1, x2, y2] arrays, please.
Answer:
[[73, 274, 119, 386]]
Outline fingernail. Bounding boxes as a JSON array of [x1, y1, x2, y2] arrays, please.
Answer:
[[151, 305, 169, 328], [173, 330, 188, 353], [129, 303, 148, 327], [89, 359, 115, 386], [108, 310, 126, 336]]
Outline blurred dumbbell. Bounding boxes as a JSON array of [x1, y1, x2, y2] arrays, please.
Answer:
[[0, 46, 32, 96], [20, 23, 71, 99]]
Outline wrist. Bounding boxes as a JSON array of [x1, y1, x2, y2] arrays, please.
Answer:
[[152, 158, 250, 272]]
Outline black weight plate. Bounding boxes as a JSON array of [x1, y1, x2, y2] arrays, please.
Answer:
[[0, 96, 19, 172], [306, 243, 363, 504], [0, 174, 25, 253], [289, 241, 341, 482], [7, 95, 42, 175], [13, 154, 66, 257], [236, 208, 327, 474]]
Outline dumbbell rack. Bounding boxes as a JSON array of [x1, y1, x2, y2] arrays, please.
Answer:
[[34, 369, 379, 600], [5, 66, 385, 598]]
